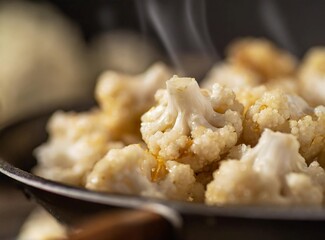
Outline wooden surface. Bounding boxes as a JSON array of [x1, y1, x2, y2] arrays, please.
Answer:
[[0, 182, 36, 240]]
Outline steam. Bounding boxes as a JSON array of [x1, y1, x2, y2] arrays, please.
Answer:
[[260, 0, 298, 55], [138, 0, 218, 80]]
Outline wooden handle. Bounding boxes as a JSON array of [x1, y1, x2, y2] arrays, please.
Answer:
[[68, 209, 176, 240]]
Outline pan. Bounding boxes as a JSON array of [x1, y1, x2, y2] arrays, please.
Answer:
[[1, 110, 325, 240]]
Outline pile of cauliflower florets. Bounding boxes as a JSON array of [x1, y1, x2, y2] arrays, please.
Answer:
[[34, 38, 325, 206]]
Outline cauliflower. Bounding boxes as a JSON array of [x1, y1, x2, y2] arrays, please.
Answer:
[[95, 62, 172, 138], [201, 62, 298, 111], [201, 63, 260, 90], [226, 144, 251, 160], [18, 208, 67, 240], [235, 85, 267, 113], [242, 89, 325, 162], [0, 1, 91, 126], [289, 105, 325, 162], [227, 38, 297, 81], [265, 77, 299, 94], [140, 76, 243, 172], [33, 110, 126, 186], [86, 144, 204, 201], [299, 47, 325, 106], [206, 129, 325, 206], [201, 63, 264, 113]]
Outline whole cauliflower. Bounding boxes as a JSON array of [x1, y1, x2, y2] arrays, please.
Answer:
[[86, 144, 204, 202], [299, 47, 325, 106], [243, 89, 325, 162], [206, 129, 325, 206], [141, 76, 243, 172], [227, 38, 297, 81], [34, 110, 125, 186], [95, 62, 172, 138]]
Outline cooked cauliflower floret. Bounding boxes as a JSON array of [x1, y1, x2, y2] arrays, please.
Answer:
[[18, 208, 67, 240], [141, 76, 243, 172], [299, 48, 325, 106], [226, 144, 251, 159], [235, 85, 267, 113], [289, 105, 325, 161], [34, 111, 125, 186], [201, 63, 260, 90], [243, 89, 325, 162], [206, 129, 325, 206], [95, 62, 172, 138], [265, 77, 299, 94], [86, 144, 204, 201], [201, 63, 265, 113], [227, 38, 297, 81]]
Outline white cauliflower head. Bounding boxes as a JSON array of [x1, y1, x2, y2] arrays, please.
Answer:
[[33, 110, 125, 186], [95, 62, 172, 138], [243, 89, 325, 162], [86, 144, 204, 202], [235, 85, 267, 113], [201, 63, 260, 90], [265, 77, 299, 94], [227, 38, 297, 81], [206, 129, 325, 206], [299, 47, 325, 106], [141, 76, 243, 172]]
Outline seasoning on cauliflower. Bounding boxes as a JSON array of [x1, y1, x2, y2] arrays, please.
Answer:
[[227, 38, 297, 81], [140, 76, 243, 172], [234, 85, 267, 113], [33, 110, 126, 186], [299, 47, 325, 106], [242, 89, 325, 162], [206, 129, 325, 206], [95, 62, 172, 138], [86, 144, 204, 202]]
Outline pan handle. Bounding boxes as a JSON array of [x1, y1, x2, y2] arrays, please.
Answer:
[[68, 206, 181, 240]]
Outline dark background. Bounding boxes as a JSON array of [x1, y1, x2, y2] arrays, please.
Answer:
[[24, 0, 325, 58]]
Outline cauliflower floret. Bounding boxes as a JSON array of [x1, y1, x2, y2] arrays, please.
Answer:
[[206, 129, 325, 206], [34, 110, 125, 186], [141, 76, 243, 172], [86, 144, 204, 201], [235, 85, 267, 113], [18, 208, 67, 240], [289, 106, 325, 161], [201, 63, 260, 90], [317, 150, 325, 168], [226, 144, 251, 159], [243, 89, 325, 162], [95, 62, 172, 138], [201, 63, 266, 113], [265, 77, 299, 94], [227, 38, 297, 81], [299, 47, 325, 106]]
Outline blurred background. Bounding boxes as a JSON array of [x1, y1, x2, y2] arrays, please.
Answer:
[[2, 0, 325, 126], [1, 0, 325, 239]]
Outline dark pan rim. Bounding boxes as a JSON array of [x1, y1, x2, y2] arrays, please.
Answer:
[[2, 158, 325, 221]]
